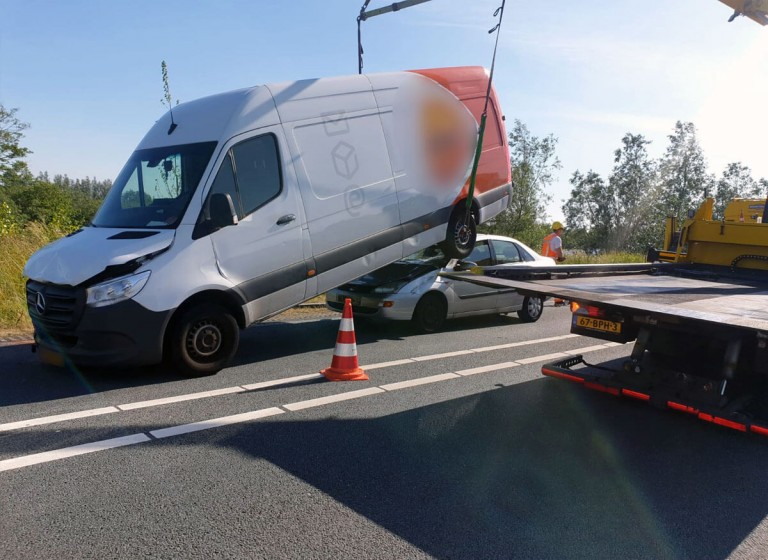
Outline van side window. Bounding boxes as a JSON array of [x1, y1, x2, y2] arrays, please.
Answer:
[[231, 134, 282, 216], [210, 153, 243, 218]]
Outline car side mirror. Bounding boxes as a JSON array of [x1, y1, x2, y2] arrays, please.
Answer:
[[453, 260, 478, 272]]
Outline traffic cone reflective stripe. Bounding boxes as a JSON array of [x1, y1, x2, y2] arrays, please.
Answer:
[[321, 298, 368, 381]]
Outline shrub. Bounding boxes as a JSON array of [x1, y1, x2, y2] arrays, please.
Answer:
[[0, 223, 65, 332]]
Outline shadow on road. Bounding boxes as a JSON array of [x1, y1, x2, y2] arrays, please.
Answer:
[[218, 379, 768, 558], [5, 377, 768, 558]]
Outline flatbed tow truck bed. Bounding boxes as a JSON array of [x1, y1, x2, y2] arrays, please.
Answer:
[[442, 261, 768, 436]]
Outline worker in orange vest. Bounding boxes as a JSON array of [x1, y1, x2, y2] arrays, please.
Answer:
[[541, 221, 566, 306]]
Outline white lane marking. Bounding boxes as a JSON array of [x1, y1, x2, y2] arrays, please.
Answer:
[[364, 359, 414, 370], [150, 407, 285, 439], [0, 334, 614, 434], [362, 334, 578, 369], [456, 362, 520, 376], [0, 407, 120, 432], [412, 350, 475, 361], [242, 373, 323, 391], [1, 341, 627, 472], [516, 352, 569, 365], [283, 388, 385, 411], [118, 387, 247, 411], [571, 344, 614, 354], [473, 334, 578, 353], [380, 373, 460, 391], [0, 434, 150, 472]]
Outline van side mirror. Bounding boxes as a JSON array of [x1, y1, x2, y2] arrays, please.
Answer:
[[210, 193, 238, 228], [193, 193, 238, 240]]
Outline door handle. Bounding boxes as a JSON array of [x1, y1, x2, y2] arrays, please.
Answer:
[[276, 214, 296, 226]]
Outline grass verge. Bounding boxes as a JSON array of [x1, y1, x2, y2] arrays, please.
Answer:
[[0, 223, 65, 333]]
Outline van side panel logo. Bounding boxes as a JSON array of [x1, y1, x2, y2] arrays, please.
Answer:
[[35, 292, 46, 315]]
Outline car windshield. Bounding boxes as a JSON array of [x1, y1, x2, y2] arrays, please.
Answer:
[[400, 245, 451, 267], [91, 141, 217, 229]]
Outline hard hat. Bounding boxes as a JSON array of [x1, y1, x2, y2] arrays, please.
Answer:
[[552, 221, 565, 231]]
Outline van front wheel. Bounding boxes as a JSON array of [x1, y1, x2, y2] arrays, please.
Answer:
[[440, 206, 477, 259], [169, 303, 240, 377]]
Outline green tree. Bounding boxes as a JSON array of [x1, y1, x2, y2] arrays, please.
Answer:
[[9, 180, 74, 228], [658, 121, 712, 221], [562, 170, 609, 251], [607, 133, 662, 251], [0, 104, 33, 189], [482, 120, 561, 247], [713, 163, 760, 218]]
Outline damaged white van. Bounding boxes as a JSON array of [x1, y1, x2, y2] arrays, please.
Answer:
[[24, 66, 511, 376]]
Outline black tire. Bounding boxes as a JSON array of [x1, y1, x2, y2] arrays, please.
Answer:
[[168, 303, 240, 377], [517, 296, 544, 323], [440, 206, 477, 259], [412, 293, 448, 333]]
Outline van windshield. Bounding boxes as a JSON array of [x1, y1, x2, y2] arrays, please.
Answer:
[[91, 141, 217, 229]]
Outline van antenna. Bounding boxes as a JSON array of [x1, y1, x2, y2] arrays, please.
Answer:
[[357, 0, 433, 74], [161, 60, 178, 135]]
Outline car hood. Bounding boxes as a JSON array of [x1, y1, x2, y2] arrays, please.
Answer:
[[23, 227, 175, 286], [342, 261, 440, 290]]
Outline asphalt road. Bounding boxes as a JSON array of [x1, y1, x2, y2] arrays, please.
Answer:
[[1, 306, 768, 559]]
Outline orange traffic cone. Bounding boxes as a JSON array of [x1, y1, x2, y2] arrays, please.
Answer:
[[321, 298, 368, 381]]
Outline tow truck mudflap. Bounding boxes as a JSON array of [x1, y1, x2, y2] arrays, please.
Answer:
[[541, 354, 768, 437]]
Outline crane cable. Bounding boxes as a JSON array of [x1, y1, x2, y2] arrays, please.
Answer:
[[357, 1, 372, 74], [465, 0, 506, 215], [355, 0, 508, 228]]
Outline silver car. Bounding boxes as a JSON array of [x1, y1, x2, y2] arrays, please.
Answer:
[[326, 234, 556, 332]]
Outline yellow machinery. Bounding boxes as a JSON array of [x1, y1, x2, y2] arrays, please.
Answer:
[[659, 198, 768, 270]]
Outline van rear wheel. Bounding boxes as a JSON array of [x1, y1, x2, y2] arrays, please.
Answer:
[[169, 303, 240, 377], [440, 206, 477, 259]]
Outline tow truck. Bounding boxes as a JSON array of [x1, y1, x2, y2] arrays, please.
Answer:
[[443, 197, 768, 435]]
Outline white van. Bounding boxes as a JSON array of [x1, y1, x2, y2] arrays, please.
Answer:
[[24, 66, 512, 376]]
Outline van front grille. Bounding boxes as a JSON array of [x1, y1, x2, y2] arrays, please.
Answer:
[[26, 280, 85, 331]]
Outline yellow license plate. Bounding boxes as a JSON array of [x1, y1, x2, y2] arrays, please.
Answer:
[[575, 315, 622, 333]]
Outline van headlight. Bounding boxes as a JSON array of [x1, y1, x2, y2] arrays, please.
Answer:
[[86, 271, 151, 307]]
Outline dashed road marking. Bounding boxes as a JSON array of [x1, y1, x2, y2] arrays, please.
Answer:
[[0, 434, 151, 472], [0, 407, 120, 432], [0, 338, 625, 472], [283, 387, 385, 412]]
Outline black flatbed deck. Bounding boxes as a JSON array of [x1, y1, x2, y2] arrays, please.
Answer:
[[442, 262, 768, 333]]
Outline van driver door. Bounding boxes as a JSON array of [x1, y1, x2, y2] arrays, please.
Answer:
[[205, 127, 306, 320]]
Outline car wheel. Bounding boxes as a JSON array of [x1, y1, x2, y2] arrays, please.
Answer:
[[440, 206, 477, 259], [517, 295, 544, 323], [168, 303, 240, 377], [413, 293, 448, 333]]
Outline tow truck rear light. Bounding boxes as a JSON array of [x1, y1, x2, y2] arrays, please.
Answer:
[[570, 301, 605, 318]]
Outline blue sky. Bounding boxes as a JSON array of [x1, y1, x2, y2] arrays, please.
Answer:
[[1, 0, 766, 220]]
